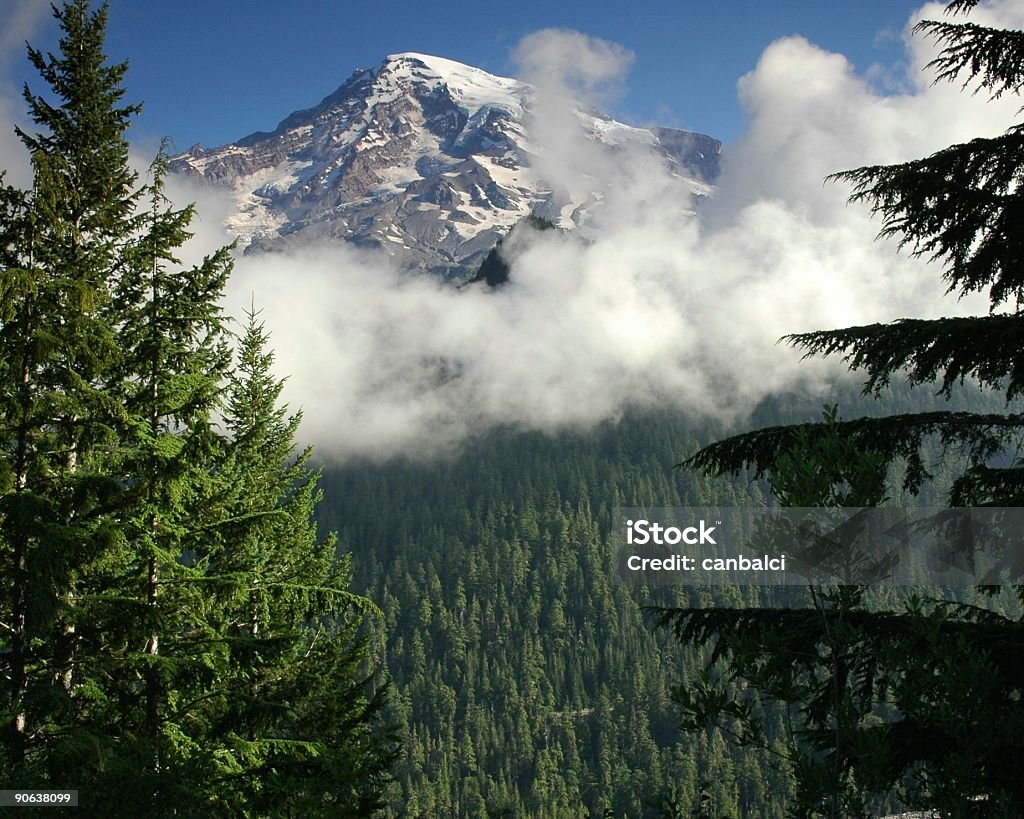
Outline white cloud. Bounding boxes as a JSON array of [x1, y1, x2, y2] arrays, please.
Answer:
[[513, 29, 634, 106], [216, 4, 1021, 462], [7, 3, 1022, 463], [0, 0, 50, 187], [0, 0, 49, 69]]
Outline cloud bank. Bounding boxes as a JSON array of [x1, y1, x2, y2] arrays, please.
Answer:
[[5, 2, 1023, 463], [218, 2, 1023, 462]]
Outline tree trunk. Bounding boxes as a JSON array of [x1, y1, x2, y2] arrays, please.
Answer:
[[8, 352, 31, 769], [146, 548, 159, 770]]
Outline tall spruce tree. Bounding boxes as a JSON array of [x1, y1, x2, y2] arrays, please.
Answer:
[[1, 2, 395, 811], [0, 0, 139, 781], [196, 308, 396, 815], [661, 1, 1024, 815], [78, 148, 236, 799]]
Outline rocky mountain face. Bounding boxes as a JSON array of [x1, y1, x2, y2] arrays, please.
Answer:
[[170, 53, 721, 278]]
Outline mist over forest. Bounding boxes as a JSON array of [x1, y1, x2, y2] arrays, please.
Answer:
[[3, 0, 1024, 816]]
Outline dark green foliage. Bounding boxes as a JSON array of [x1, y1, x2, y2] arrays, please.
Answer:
[[17, 0, 141, 236], [320, 381, 992, 818], [0, 2, 394, 811], [468, 216, 557, 287], [685, 410, 1024, 498], [321, 409, 781, 818], [916, 16, 1024, 99], [668, 407, 1024, 816], [832, 129, 1024, 307], [0, 0, 139, 779], [666, 412, 912, 817], [665, 2, 1024, 815], [661, 589, 1024, 816], [789, 316, 1024, 400], [685, 3, 1024, 508], [193, 309, 398, 815]]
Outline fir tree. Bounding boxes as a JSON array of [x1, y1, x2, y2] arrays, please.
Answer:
[[684, 0, 1024, 506], [75, 148, 236, 799], [1, 2, 395, 811], [192, 307, 397, 815], [0, 0, 137, 780], [663, 1, 1024, 814]]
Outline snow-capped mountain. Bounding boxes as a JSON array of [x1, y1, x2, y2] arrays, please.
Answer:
[[170, 53, 721, 278]]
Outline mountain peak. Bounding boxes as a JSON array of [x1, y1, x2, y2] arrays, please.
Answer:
[[380, 52, 526, 118], [170, 54, 721, 278]]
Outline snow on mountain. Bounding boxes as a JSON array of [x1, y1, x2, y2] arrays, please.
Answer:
[[170, 53, 721, 278]]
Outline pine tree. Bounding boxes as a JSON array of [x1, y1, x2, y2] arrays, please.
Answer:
[[664, 1, 1024, 814], [1, 2, 396, 811], [191, 308, 397, 815], [0, 0, 138, 781]]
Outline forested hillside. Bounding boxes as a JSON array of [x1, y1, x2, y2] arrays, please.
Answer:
[[6, 1, 1021, 815], [319, 382, 996, 817]]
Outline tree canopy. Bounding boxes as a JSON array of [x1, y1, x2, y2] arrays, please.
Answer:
[[684, 1, 1024, 508], [664, 2, 1024, 815], [0, 2, 395, 812]]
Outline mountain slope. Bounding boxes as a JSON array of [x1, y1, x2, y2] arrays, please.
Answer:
[[170, 53, 721, 278]]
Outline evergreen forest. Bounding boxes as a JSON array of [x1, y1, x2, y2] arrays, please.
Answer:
[[3, 0, 1024, 816], [320, 382, 1003, 818]]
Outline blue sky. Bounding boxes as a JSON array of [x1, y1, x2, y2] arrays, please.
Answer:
[[3, 0, 1020, 459], [4, 0, 933, 150]]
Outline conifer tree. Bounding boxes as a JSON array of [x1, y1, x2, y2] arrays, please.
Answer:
[[684, 0, 1024, 505], [191, 308, 396, 815], [0, 0, 138, 780], [663, 1, 1024, 814], [1, 2, 395, 811], [72, 149, 236, 798]]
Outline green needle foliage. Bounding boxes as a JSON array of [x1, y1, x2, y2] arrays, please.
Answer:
[[0, 1, 395, 812], [196, 308, 397, 815], [684, 0, 1024, 508], [662, 2, 1024, 816], [663, 411, 899, 817]]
